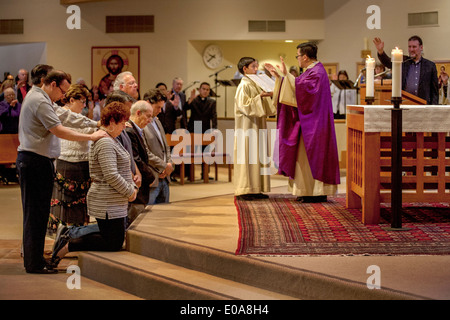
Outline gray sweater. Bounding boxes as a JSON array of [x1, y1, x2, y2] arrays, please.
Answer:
[[87, 136, 136, 219]]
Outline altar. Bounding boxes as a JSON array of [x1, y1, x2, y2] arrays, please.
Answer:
[[346, 105, 450, 225]]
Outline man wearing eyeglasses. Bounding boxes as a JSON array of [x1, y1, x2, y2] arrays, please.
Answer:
[[17, 69, 108, 274], [114, 71, 139, 100], [265, 42, 340, 203]]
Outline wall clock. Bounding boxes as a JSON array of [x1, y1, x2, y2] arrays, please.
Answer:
[[203, 44, 223, 69]]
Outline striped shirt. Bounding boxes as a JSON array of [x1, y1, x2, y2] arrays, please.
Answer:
[[87, 136, 136, 219]]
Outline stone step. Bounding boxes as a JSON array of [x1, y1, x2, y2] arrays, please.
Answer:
[[125, 229, 418, 300], [78, 250, 298, 300]]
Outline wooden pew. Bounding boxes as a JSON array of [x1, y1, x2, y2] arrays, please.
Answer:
[[165, 133, 232, 185], [0, 134, 20, 183], [0, 134, 19, 165]]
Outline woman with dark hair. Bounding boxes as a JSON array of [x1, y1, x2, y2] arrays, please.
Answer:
[[49, 84, 94, 232], [51, 101, 138, 267]]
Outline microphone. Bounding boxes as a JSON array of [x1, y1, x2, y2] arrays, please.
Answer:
[[354, 68, 366, 87], [182, 81, 201, 92], [226, 65, 233, 69], [375, 69, 390, 78], [403, 57, 414, 63]]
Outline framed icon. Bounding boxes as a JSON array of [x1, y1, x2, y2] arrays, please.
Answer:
[[91, 46, 140, 96], [322, 63, 339, 80]]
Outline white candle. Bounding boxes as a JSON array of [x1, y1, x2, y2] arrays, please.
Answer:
[[365, 56, 375, 97], [391, 47, 403, 98]]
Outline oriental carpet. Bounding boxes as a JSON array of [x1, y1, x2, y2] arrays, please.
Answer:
[[235, 194, 450, 256]]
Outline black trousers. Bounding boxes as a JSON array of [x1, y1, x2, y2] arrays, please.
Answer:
[[17, 151, 55, 272], [68, 215, 126, 252]]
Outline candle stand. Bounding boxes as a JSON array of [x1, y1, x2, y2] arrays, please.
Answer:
[[365, 96, 375, 105], [383, 97, 410, 231]]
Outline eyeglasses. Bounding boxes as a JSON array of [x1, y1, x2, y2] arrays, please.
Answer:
[[125, 81, 137, 87], [57, 86, 67, 95]]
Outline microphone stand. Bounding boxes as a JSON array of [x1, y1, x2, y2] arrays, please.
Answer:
[[182, 81, 199, 93], [209, 66, 231, 117], [209, 66, 231, 92], [354, 68, 366, 88]]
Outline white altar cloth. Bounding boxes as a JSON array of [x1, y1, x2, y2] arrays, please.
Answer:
[[349, 105, 450, 132]]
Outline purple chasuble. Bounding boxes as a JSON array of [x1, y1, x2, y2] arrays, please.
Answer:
[[277, 62, 340, 185], [275, 90, 301, 179]]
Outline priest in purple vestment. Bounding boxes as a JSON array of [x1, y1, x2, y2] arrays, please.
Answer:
[[266, 42, 340, 203]]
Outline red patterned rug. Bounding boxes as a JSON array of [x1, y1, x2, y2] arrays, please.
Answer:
[[235, 194, 450, 256]]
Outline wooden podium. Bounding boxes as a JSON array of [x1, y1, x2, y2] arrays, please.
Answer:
[[360, 81, 426, 105]]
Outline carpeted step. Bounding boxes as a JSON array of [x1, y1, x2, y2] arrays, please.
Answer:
[[77, 250, 299, 300], [125, 229, 422, 300]]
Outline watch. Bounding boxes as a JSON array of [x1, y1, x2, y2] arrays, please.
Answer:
[[202, 44, 223, 69]]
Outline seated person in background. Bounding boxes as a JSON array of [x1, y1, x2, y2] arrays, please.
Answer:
[[375, 63, 391, 80], [0, 87, 21, 133]]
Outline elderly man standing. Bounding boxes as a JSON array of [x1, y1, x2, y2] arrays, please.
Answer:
[[17, 69, 107, 274], [114, 71, 139, 100], [125, 100, 157, 220]]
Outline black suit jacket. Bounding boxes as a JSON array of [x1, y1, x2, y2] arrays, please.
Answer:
[[163, 100, 181, 134], [165, 90, 187, 133], [378, 52, 439, 105], [125, 121, 157, 205], [16, 83, 31, 104], [185, 96, 217, 133]]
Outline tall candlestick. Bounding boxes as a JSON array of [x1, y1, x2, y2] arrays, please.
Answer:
[[391, 47, 403, 98], [365, 55, 375, 98]]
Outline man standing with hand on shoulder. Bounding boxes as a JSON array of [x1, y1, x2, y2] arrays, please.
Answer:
[[17, 69, 108, 274]]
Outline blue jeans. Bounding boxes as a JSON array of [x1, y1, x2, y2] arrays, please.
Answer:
[[148, 179, 170, 205], [68, 217, 126, 252], [68, 223, 99, 238]]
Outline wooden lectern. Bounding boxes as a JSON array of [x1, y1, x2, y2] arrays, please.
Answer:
[[360, 80, 426, 105]]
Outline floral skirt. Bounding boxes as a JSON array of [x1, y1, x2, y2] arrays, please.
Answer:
[[50, 159, 91, 225]]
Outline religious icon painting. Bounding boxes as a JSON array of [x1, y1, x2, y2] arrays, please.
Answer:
[[91, 46, 140, 96], [322, 63, 339, 81]]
